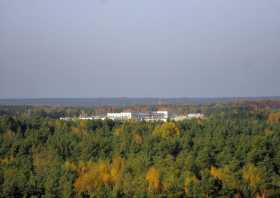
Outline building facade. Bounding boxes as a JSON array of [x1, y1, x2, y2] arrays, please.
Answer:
[[106, 111, 168, 122], [187, 113, 204, 119], [106, 112, 133, 121]]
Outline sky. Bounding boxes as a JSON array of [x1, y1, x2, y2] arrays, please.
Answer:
[[0, 0, 280, 98]]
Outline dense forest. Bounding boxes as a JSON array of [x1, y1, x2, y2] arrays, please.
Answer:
[[1, 103, 280, 197]]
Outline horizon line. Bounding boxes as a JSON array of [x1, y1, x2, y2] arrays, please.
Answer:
[[1, 96, 280, 100]]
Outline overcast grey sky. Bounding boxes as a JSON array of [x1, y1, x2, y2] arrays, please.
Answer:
[[0, 0, 280, 98]]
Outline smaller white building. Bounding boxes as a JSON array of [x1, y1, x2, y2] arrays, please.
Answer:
[[92, 115, 106, 120], [172, 115, 188, 121], [137, 111, 168, 122], [106, 111, 169, 122], [155, 111, 168, 122], [107, 112, 132, 121], [187, 113, 204, 119], [79, 116, 93, 120], [59, 117, 73, 121]]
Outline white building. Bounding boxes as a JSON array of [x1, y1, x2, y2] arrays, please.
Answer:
[[60, 111, 169, 122], [107, 112, 133, 121], [92, 115, 106, 120], [106, 111, 169, 122], [187, 113, 204, 119], [172, 115, 188, 121], [59, 117, 73, 121], [135, 111, 168, 122], [79, 116, 93, 120], [144, 111, 168, 122], [157, 111, 168, 120]]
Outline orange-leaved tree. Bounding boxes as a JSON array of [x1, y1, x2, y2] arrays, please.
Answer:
[[146, 166, 161, 193], [184, 172, 199, 194], [210, 166, 239, 189], [153, 122, 180, 138], [71, 157, 124, 196], [267, 112, 280, 124], [242, 163, 264, 196]]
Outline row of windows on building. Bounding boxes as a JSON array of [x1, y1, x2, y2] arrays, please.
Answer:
[[60, 111, 204, 122]]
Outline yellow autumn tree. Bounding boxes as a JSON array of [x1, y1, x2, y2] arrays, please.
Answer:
[[64, 161, 78, 172], [114, 127, 123, 137], [73, 157, 124, 195], [71, 120, 88, 136], [0, 155, 15, 165], [255, 192, 267, 198], [153, 122, 180, 138], [54, 120, 66, 131], [210, 166, 239, 189], [161, 172, 176, 192], [133, 132, 143, 144], [145, 166, 161, 193], [267, 112, 280, 124], [74, 165, 102, 194], [2, 130, 15, 142], [110, 157, 124, 185], [79, 120, 87, 129], [184, 172, 199, 194], [242, 163, 263, 190], [98, 160, 112, 186]]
